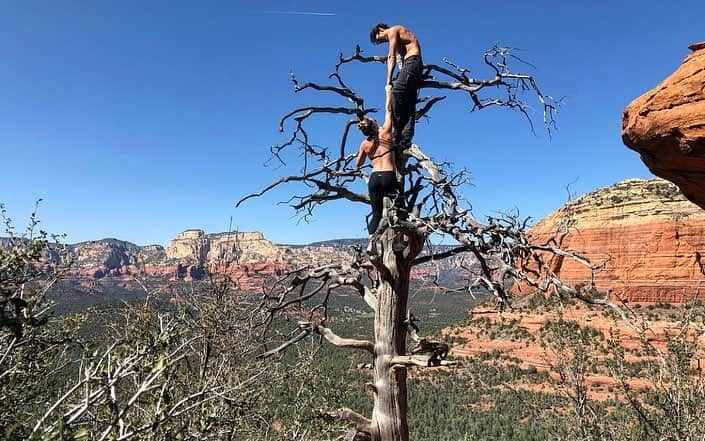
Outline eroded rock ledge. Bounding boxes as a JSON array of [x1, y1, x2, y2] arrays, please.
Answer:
[[622, 42, 705, 209]]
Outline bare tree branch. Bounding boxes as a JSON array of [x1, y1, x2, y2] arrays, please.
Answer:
[[315, 324, 374, 354], [315, 406, 374, 440], [390, 355, 458, 368]]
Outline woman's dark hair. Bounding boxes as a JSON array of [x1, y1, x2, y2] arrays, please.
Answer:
[[370, 23, 389, 44], [357, 117, 377, 139]]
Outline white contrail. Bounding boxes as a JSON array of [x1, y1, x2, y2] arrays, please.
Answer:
[[265, 11, 335, 16]]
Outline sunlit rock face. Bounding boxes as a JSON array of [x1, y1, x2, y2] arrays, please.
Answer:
[[165, 229, 209, 264], [71, 239, 143, 269], [164, 230, 345, 267], [622, 42, 705, 210], [528, 178, 705, 303]]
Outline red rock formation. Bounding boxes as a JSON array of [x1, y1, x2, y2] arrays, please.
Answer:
[[622, 42, 705, 209], [8, 229, 469, 295], [445, 302, 682, 401], [528, 178, 705, 303]]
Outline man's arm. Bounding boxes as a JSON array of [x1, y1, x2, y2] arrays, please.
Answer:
[[381, 84, 393, 132], [355, 141, 368, 168], [385, 27, 399, 86]]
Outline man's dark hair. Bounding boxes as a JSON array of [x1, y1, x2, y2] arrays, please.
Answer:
[[357, 117, 377, 139], [370, 23, 389, 45]]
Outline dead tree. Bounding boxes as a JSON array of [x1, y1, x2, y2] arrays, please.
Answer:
[[238, 44, 600, 441]]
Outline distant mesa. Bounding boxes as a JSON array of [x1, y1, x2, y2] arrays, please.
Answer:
[[2, 229, 464, 293], [165, 229, 276, 265], [622, 42, 705, 209], [528, 178, 705, 303], [60, 229, 349, 290]]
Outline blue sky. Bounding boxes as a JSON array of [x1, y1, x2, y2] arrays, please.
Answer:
[[1, 1, 703, 245]]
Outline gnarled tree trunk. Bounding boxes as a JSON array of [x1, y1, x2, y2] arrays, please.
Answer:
[[368, 225, 425, 441], [371, 236, 411, 440]]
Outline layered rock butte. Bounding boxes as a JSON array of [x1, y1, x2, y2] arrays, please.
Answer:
[[528, 177, 705, 303], [622, 42, 705, 209]]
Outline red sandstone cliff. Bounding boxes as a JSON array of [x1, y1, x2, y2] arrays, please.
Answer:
[[528, 178, 705, 303], [622, 42, 705, 209]]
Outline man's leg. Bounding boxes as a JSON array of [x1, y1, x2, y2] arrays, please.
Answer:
[[392, 87, 411, 180], [399, 87, 416, 149], [392, 65, 412, 149], [399, 57, 423, 149]]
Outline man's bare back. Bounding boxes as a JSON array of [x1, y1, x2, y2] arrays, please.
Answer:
[[386, 25, 421, 60]]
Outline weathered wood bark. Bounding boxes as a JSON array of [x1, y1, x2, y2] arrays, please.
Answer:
[[369, 227, 424, 441], [371, 236, 406, 440]]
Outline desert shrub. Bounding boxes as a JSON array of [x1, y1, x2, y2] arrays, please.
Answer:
[[543, 303, 705, 441], [0, 203, 78, 439], [0, 204, 325, 440]]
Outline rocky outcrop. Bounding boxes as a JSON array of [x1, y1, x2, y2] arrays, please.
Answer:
[[165, 230, 210, 263], [138, 245, 167, 264], [166, 230, 280, 265], [528, 178, 705, 303], [622, 42, 705, 209], [71, 239, 142, 268], [69, 239, 150, 277]]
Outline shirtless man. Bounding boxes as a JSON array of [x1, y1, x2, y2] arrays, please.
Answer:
[[370, 23, 423, 156], [356, 84, 400, 255]]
